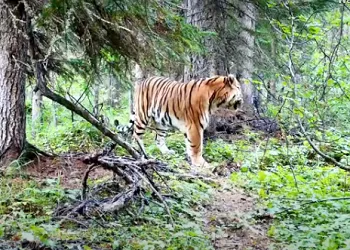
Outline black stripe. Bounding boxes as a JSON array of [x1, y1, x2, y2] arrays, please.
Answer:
[[157, 80, 172, 109], [165, 105, 173, 126], [223, 77, 228, 86], [157, 128, 168, 132], [199, 122, 204, 129], [176, 85, 181, 114], [173, 109, 179, 120], [208, 91, 217, 112], [185, 134, 192, 143], [135, 124, 145, 130], [205, 77, 218, 85], [188, 81, 197, 107], [217, 99, 226, 107], [157, 78, 170, 90], [168, 115, 173, 126]]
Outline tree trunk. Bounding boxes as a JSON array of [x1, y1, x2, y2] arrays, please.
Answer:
[[93, 84, 100, 117], [32, 89, 43, 137], [183, 0, 215, 81], [235, 0, 257, 114], [267, 38, 276, 102], [184, 0, 229, 135], [50, 75, 58, 127], [108, 75, 119, 108], [130, 63, 145, 114], [0, 1, 27, 166]]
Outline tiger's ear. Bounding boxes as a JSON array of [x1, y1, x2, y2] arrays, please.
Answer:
[[227, 74, 238, 86]]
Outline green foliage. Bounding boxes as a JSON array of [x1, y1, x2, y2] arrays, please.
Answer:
[[35, 0, 205, 81], [0, 178, 73, 246], [16, 1, 350, 249], [0, 173, 213, 249], [229, 136, 350, 249]]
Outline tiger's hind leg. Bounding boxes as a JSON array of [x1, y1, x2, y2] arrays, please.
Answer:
[[155, 124, 175, 155]]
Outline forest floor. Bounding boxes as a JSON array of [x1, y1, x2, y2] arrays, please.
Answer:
[[2, 115, 349, 249], [22, 149, 275, 250], [203, 178, 273, 250]]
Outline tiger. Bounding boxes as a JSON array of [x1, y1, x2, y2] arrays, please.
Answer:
[[117, 74, 243, 167]]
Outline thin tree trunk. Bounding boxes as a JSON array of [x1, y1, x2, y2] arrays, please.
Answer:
[[130, 64, 144, 113], [51, 75, 58, 127], [93, 84, 100, 117], [32, 89, 43, 137], [236, 0, 257, 114], [0, 1, 27, 166], [267, 38, 276, 102], [108, 75, 120, 108]]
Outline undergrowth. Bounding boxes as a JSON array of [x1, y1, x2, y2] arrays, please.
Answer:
[[228, 133, 350, 250], [3, 92, 346, 249], [0, 172, 214, 249]]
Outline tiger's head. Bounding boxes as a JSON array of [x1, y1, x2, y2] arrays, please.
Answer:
[[207, 74, 243, 112]]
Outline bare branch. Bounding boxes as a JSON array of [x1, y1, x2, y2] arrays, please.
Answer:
[[297, 117, 350, 172]]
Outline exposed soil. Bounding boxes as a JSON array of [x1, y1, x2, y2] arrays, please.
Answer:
[[203, 178, 274, 250], [24, 155, 111, 189]]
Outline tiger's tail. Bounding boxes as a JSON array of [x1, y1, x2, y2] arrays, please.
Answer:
[[115, 111, 135, 135]]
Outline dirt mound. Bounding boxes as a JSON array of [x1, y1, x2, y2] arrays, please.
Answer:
[[24, 155, 111, 189]]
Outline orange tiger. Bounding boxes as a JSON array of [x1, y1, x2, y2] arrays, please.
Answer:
[[120, 74, 243, 167]]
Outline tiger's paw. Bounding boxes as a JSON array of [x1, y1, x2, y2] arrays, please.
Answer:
[[192, 158, 211, 168], [190, 160, 213, 176]]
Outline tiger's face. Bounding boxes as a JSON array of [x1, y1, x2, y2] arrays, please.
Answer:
[[210, 74, 243, 111]]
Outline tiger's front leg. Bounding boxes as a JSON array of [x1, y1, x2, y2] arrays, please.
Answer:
[[185, 125, 210, 168]]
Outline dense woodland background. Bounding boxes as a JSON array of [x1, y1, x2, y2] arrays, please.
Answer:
[[0, 0, 350, 249]]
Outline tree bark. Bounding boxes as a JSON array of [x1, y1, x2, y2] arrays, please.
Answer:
[[93, 83, 100, 117], [32, 89, 43, 137], [184, 0, 229, 135], [183, 0, 215, 81], [107, 75, 120, 108], [0, 1, 27, 166], [235, 0, 257, 113]]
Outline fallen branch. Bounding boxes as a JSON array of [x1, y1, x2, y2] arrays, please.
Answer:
[[101, 182, 141, 212], [82, 164, 97, 199], [298, 117, 350, 172], [35, 62, 140, 159], [55, 149, 175, 226]]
